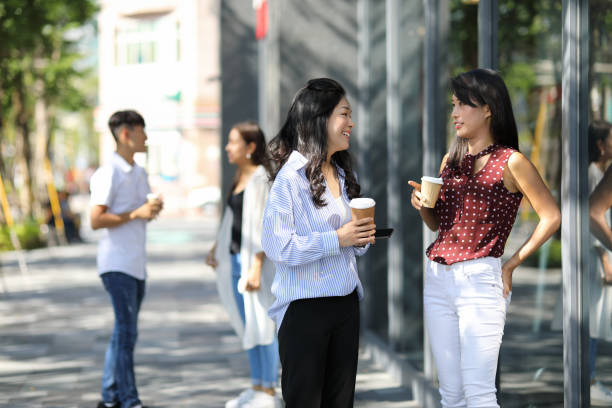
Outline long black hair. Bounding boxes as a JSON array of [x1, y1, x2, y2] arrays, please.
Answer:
[[588, 120, 612, 164], [268, 78, 360, 207], [447, 69, 519, 169]]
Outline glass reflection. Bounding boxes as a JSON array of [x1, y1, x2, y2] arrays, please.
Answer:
[[497, 1, 563, 406], [588, 1, 612, 405]]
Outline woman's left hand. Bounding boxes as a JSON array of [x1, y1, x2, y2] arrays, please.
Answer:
[[245, 266, 261, 292], [501, 259, 518, 298]]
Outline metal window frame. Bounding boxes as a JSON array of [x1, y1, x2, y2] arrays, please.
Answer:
[[385, 0, 405, 348], [422, 1, 449, 406], [561, 0, 590, 406], [478, 0, 498, 70]]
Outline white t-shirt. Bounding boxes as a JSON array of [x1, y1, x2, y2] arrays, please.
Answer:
[[90, 152, 151, 280]]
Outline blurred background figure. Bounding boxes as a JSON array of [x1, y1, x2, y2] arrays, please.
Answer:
[[206, 121, 281, 408], [44, 190, 83, 244], [90, 110, 163, 408]]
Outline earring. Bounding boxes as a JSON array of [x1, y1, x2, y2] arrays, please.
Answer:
[[246, 153, 252, 159]]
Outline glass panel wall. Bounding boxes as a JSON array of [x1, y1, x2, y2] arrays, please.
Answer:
[[449, 0, 478, 75], [497, 1, 564, 406], [447, 0, 478, 147], [360, 0, 389, 343], [587, 1, 612, 405]]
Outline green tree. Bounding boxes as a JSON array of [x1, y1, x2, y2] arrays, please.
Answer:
[[0, 0, 97, 219]]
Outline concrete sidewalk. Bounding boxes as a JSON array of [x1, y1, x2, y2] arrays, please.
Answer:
[[0, 216, 417, 408]]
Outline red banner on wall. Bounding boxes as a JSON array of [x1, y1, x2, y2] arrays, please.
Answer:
[[254, 0, 268, 40]]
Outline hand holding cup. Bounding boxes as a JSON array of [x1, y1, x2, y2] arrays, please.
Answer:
[[337, 198, 377, 247], [337, 217, 376, 247], [409, 177, 443, 210], [408, 180, 424, 210], [146, 193, 163, 218]]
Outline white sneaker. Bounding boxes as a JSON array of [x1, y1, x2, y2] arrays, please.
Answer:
[[225, 388, 256, 408], [242, 391, 282, 408], [591, 381, 612, 406]]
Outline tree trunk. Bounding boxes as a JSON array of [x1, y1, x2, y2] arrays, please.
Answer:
[[13, 74, 34, 219], [0, 82, 7, 186], [33, 76, 50, 218]]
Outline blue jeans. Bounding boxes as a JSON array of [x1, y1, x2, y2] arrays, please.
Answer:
[[231, 254, 280, 388], [101, 272, 146, 408], [590, 337, 598, 380]]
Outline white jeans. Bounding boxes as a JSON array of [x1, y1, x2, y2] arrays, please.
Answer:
[[424, 257, 510, 408]]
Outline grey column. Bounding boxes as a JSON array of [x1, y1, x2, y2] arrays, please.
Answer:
[[258, 39, 267, 132], [262, 0, 280, 139], [478, 0, 498, 70], [386, 0, 404, 348], [220, 0, 258, 200], [561, 0, 590, 406], [423, 0, 448, 397], [357, 0, 373, 326]]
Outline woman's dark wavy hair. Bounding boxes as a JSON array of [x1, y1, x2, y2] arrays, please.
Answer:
[[447, 69, 520, 170], [588, 120, 612, 164], [268, 78, 360, 208]]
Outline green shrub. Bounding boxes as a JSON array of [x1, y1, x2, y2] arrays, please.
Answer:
[[0, 220, 45, 252]]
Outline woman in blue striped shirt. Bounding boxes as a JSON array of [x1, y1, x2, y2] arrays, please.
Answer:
[[262, 78, 376, 408]]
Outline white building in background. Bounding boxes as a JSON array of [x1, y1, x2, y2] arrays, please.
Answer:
[[96, 0, 220, 215]]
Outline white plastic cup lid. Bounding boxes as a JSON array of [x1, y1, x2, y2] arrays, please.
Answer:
[[349, 197, 376, 209], [147, 193, 159, 200], [421, 176, 443, 184]]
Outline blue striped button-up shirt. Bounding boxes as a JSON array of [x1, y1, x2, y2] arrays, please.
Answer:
[[262, 151, 369, 329]]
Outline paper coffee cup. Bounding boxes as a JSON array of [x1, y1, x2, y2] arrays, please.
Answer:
[[147, 193, 159, 204], [420, 177, 443, 208], [349, 198, 375, 223]]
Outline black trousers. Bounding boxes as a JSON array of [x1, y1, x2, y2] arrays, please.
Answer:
[[278, 290, 360, 408]]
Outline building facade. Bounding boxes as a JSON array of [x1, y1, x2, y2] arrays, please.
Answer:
[[97, 0, 221, 215], [220, 0, 611, 406]]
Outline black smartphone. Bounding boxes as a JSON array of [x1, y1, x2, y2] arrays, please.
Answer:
[[374, 228, 394, 239]]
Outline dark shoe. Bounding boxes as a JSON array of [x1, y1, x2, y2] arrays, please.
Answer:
[[96, 402, 119, 408]]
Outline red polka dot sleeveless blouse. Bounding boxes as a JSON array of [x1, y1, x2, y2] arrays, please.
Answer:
[[426, 144, 523, 265]]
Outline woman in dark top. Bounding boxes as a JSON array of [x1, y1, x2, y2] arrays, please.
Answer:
[[409, 69, 561, 407], [206, 121, 281, 408]]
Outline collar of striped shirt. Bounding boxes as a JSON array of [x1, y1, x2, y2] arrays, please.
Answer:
[[286, 150, 347, 184]]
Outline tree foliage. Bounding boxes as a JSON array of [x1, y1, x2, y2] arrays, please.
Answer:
[[449, 0, 612, 192], [0, 0, 97, 220]]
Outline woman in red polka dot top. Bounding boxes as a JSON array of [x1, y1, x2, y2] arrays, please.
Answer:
[[409, 69, 561, 408]]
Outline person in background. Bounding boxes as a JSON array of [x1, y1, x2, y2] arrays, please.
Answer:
[[90, 110, 162, 408], [409, 69, 560, 407], [262, 78, 376, 408], [206, 121, 281, 408], [586, 120, 612, 405], [44, 190, 82, 244]]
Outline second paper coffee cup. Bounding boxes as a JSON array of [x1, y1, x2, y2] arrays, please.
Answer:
[[420, 176, 443, 208]]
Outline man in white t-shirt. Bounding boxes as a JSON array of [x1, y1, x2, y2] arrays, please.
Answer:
[[90, 110, 162, 408]]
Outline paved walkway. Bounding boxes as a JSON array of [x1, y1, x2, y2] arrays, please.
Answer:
[[0, 216, 417, 408]]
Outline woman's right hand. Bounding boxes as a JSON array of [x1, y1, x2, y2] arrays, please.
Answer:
[[337, 217, 376, 247], [205, 244, 218, 268], [408, 180, 424, 211]]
